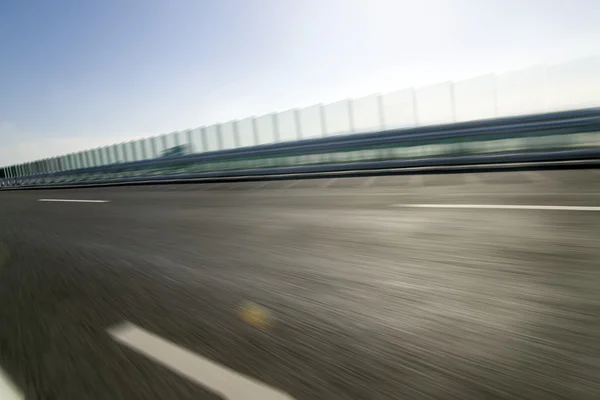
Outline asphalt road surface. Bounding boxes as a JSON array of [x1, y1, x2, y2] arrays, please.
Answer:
[[1, 169, 600, 399]]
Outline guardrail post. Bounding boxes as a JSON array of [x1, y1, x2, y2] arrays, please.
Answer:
[[251, 118, 259, 146], [139, 140, 148, 160], [272, 113, 280, 143], [450, 82, 457, 122], [150, 137, 158, 158], [411, 87, 419, 126], [232, 121, 241, 148], [347, 99, 355, 134], [161, 135, 168, 154], [216, 125, 223, 150], [129, 142, 137, 161], [197, 127, 206, 153], [492, 75, 499, 118], [377, 93, 386, 129], [294, 109, 302, 140], [185, 130, 193, 153], [319, 104, 327, 137]]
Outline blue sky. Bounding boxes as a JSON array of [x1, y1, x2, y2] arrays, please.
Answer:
[[1, 0, 600, 164]]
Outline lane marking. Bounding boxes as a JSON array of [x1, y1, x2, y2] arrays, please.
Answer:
[[237, 191, 600, 197], [108, 322, 295, 400], [38, 199, 110, 203], [33, 191, 600, 200], [393, 204, 600, 211], [0, 367, 24, 400]]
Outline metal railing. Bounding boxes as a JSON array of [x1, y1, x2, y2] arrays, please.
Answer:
[[3, 56, 600, 182], [2, 108, 599, 189]]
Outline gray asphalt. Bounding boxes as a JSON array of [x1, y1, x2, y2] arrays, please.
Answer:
[[1, 169, 600, 399]]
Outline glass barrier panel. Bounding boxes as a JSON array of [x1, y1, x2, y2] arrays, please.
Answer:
[[189, 128, 204, 153], [205, 125, 220, 151], [276, 109, 299, 143], [323, 100, 352, 136], [454, 74, 496, 122], [546, 56, 600, 112], [415, 81, 454, 126], [255, 114, 276, 145], [496, 65, 546, 117], [237, 118, 256, 148], [381, 88, 417, 129], [220, 121, 237, 149], [297, 104, 323, 139], [351, 95, 382, 133]]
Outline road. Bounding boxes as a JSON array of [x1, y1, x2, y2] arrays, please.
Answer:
[[0, 170, 599, 399]]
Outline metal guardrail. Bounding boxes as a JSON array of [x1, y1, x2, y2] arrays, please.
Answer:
[[2, 108, 600, 189]]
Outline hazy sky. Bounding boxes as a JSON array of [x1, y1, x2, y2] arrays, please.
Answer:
[[1, 0, 600, 164]]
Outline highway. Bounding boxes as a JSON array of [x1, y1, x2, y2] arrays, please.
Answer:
[[1, 169, 599, 399]]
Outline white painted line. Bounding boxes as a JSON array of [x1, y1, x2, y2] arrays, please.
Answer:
[[238, 190, 600, 197], [0, 367, 24, 400], [393, 204, 600, 211], [285, 180, 299, 189], [38, 198, 109, 203], [108, 322, 295, 400]]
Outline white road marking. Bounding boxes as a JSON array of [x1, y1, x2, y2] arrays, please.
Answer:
[[108, 322, 295, 400], [285, 180, 299, 189], [238, 190, 600, 197], [393, 204, 600, 211], [38, 199, 110, 203], [0, 367, 24, 400]]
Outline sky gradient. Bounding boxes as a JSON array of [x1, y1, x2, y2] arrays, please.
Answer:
[[1, 0, 600, 164]]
